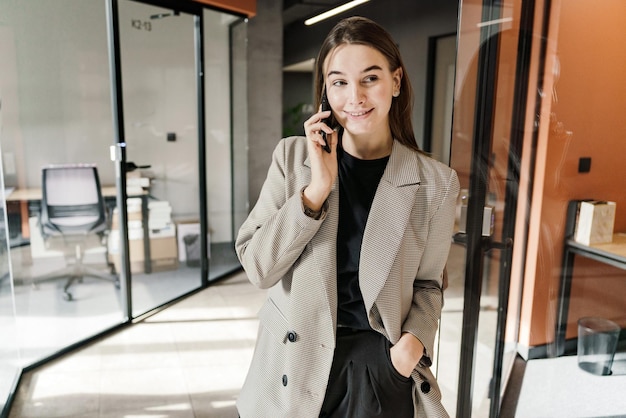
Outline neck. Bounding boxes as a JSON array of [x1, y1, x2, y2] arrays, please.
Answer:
[[342, 133, 393, 160]]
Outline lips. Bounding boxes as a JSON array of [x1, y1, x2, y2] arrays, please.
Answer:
[[345, 109, 373, 117]]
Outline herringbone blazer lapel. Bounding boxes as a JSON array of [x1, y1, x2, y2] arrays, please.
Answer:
[[359, 141, 421, 312], [302, 142, 421, 331]]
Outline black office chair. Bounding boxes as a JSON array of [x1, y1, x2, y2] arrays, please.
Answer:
[[34, 164, 119, 300]]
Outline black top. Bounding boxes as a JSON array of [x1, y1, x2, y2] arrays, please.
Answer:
[[336, 148, 390, 330]]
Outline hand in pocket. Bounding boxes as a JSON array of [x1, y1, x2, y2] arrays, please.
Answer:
[[389, 333, 424, 378]]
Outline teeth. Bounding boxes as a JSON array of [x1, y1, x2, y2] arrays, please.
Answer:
[[349, 111, 368, 116]]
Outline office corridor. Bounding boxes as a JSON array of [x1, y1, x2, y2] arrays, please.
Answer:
[[9, 271, 266, 418]]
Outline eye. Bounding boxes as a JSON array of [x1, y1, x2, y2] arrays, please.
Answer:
[[363, 75, 379, 83], [331, 79, 347, 87]]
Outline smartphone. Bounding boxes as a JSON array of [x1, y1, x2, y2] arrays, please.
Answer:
[[320, 90, 333, 153]]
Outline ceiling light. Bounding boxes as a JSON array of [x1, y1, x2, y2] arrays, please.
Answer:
[[304, 0, 371, 26]]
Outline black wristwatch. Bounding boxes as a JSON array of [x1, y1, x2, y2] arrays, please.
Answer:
[[301, 188, 324, 220]]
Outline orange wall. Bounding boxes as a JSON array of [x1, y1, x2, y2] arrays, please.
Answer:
[[193, 0, 256, 17], [520, 0, 626, 348]]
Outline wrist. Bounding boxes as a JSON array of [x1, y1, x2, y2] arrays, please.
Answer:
[[302, 186, 327, 211], [398, 332, 424, 365], [301, 187, 326, 220]]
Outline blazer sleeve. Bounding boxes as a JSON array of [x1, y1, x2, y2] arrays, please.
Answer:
[[235, 137, 326, 290], [402, 166, 460, 365]]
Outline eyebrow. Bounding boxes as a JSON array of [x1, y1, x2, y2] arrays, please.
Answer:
[[327, 65, 384, 77]]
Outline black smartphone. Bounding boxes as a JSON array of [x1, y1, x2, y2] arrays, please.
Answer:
[[320, 90, 333, 153]]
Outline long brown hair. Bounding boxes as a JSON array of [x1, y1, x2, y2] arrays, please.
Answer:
[[313, 16, 419, 152]]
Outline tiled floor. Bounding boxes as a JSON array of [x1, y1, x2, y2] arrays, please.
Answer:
[[8, 271, 266, 418], [8, 267, 626, 417], [6, 245, 493, 417]]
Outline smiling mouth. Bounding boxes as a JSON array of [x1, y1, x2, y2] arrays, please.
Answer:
[[345, 109, 373, 117]]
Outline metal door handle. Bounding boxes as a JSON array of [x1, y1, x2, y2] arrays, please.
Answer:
[[483, 237, 513, 252]]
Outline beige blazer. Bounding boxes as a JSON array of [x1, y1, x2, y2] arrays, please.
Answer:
[[235, 136, 459, 418]]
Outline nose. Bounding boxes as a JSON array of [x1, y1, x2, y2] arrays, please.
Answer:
[[348, 84, 365, 105]]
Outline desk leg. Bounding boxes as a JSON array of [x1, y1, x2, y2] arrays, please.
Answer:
[[555, 247, 575, 356], [20, 201, 30, 239], [142, 196, 151, 274]]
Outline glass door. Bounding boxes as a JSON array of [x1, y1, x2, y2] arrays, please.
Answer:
[[434, 0, 543, 416], [116, 0, 203, 316]]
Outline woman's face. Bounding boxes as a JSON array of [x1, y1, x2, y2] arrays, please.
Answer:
[[324, 43, 402, 144]]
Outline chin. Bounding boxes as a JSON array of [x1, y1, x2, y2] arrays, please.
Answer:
[[345, 126, 374, 137]]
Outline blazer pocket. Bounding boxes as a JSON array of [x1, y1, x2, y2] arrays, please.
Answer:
[[258, 297, 291, 344]]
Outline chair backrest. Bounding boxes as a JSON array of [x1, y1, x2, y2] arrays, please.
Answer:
[[40, 165, 107, 236]]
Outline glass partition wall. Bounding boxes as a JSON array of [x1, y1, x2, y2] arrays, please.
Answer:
[[432, 0, 626, 416], [433, 0, 542, 416], [204, 9, 247, 280], [116, 0, 203, 317], [0, 0, 245, 412], [1, 0, 124, 367]]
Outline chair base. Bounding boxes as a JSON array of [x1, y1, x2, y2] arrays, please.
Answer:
[[32, 263, 120, 301]]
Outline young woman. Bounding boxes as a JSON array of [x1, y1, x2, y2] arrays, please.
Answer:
[[235, 16, 458, 417]]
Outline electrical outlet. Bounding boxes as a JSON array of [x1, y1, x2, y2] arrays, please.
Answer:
[[578, 157, 591, 173]]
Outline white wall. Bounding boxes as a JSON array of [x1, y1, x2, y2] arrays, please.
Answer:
[[1, 0, 114, 188]]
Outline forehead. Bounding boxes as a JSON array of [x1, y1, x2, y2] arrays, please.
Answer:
[[323, 43, 389, 75]]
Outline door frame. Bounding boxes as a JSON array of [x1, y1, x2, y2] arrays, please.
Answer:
[[106, 0, 209, 320], [454, 0, 543, 416]]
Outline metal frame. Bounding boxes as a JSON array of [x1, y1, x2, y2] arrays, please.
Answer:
[[195, 13, 210, 287], [454, 0, 549, 415], [556, 238, 626, 357], [106, 0, 211, 313], [488, 0, 538, 415], [456, 2, 503, 414], [423, 31, 457, 154], [106, 0, 133, 320]]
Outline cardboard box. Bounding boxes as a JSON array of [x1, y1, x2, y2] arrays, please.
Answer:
[[108, 199, 178, 274], [108, 234, 178, 274], [149, 235, 178, 272], [574, 200, 616, 245], [151, 235, 178, 259], [108, 229, 145, 274], [151, 256, 179, 272]]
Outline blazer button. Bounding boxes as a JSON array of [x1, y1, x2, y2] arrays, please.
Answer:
[[420, 381, 431, 394], [282, 374, 288, 386], [287, 331, 298, 342]]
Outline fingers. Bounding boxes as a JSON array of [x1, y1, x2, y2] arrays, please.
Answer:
[[304, 111, 334, 151]]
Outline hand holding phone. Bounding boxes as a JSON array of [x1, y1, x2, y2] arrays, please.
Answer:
[[320, 91, 333, 153]]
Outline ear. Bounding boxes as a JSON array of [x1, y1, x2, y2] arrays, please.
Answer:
[[393, 67, 403, 91]]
